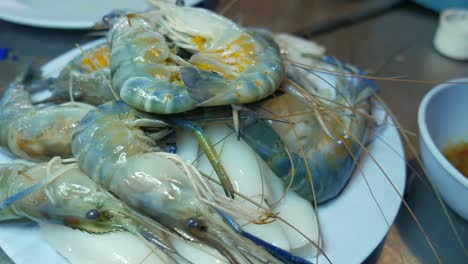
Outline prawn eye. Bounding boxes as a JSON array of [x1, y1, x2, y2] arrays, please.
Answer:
[[187, 217, 199, 228], [187, 217, 207, 232], [86, 209, 100, 220]]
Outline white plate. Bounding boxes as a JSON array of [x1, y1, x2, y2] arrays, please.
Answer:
[[0, 40, 406, 264], [0, 0, 203, 29]]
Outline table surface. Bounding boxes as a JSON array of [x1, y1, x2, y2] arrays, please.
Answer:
[[0, 1, 467, 263]]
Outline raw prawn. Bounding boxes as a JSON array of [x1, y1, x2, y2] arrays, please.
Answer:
[[0, 158, 183, 263], [71, 101, 311, 264], [108, 1, 284, 114], [71, 100, 235, 197], [239, 34, 376, 203], [0, 65, 95, 161], [29, 42, 115, 106]]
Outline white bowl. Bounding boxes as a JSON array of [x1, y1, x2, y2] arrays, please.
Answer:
[[418, 78, 468, 220]]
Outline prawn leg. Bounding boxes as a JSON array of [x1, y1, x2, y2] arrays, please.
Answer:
[[166, 118, 236, 198]]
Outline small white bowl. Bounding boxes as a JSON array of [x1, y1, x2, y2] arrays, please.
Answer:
[[418, 78, 468, 220]]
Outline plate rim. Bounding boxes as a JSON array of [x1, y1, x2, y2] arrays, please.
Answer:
[[0, 0, 204, 29]]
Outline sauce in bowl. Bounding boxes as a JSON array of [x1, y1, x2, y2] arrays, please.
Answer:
[[443, 141, 468, 178]]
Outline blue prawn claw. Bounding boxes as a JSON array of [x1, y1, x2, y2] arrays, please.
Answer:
[[217, 209, 313, 264]]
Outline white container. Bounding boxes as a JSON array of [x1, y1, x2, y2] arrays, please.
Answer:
[[418, 78, 468, 220], [433, 9, 468, 60]]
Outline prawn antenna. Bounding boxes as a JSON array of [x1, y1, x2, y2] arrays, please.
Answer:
[[286, 58, 468, 85]]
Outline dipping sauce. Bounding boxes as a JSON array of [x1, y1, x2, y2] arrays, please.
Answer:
[[443, 141, 468, 178]]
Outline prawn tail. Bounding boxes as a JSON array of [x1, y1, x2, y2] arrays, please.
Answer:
[[217, 209, 313, 264]]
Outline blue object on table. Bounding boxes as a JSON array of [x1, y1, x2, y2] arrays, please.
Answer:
[[413, 0, 468, 12], [0, 48, 10, 61]]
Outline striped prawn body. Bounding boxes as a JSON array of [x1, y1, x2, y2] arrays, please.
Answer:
[[0, 65, 95, 161]]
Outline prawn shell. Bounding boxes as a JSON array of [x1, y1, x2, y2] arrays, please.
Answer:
[[182, 32, 285, 106], [108, 4, 284, 114], [71, 101, 287, 263], [241, 55, 374, 203], [7, 103, 94, 161], [262, 92, 371, 203], [0, 70, 94, 161], [35, 42, 114, 106]]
